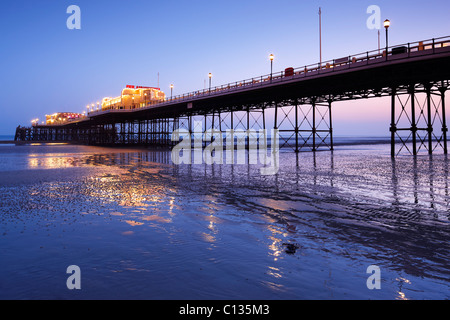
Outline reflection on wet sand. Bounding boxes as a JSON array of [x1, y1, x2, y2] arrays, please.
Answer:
[[28, 147, 449, 232], [7, 145, 448, 299], [390, 154, 449, 218], [25, 147, 449, 226]]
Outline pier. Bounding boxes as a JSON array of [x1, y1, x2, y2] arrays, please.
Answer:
[[15, 36, 450, 157]]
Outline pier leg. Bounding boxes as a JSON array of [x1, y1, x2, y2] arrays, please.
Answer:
[[409, 85, 417, 155], [262, 107, 266, 131], [246, 107, 250, 150], [204, 114, 207, 148], [138, 120, 142, 145], [426, 84, 433, 154], [312, 99, 316, 152], [188, 115, 193, 144], [122, 122, 125, 144], [274, 102, 278, 132], [440, 85, 448, 154], [328, 99, 334, 151], [212, 110, 215, 144], [146, 120, 149, 145], [390, 87, 397, 157], [295, 102, 299, 153], [230, 110, 234, 132]]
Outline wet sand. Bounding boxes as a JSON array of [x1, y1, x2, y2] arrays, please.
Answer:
[[0, 143, 448, 299]]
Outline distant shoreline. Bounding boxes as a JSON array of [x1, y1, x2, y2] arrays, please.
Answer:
[[0, 140, 19, 144], [0, 136, 442, 147], [0, 141, 71, 145]]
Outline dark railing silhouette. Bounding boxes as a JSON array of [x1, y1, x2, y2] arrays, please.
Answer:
[[36, 35, 450, 124], [24, 35, 449, 158], [135, 36, 450, 109]]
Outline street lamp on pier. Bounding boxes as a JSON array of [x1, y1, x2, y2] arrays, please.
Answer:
[[384, 19, 390, 59], [269, 54, 274, 81], [170, 84, 174, 99], [208, 73, 212, 92]]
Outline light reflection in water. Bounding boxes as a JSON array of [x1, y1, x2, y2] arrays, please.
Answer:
[[27, 149, 178, 230], [267, 226, 284, 262], [25, 147, 450, 231], [396, 277, 412, 300], [14, 145, 449, 299], [28, 153, 78, 169]]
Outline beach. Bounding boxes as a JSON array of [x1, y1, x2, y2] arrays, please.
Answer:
[[0, 141, 448, 299]]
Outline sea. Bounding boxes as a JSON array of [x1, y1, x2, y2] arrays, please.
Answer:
[[0, 135, 448, 300]]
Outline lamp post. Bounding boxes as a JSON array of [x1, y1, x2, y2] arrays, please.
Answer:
[[96, 101, 100, 111], [319, 7, 322, 66], [170, 84, 174, 99], [384, 19, 390, 59], [86, 105, 90, 114], [269, 54, 274, 82], [208, 73, 212, 93]]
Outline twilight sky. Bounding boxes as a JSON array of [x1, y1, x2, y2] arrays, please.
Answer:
[[1, 0, 449, 136]]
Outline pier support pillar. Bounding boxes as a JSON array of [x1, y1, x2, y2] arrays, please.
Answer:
[[390, 87, 397, 157], [295, 102, 299, 153], [312, 99, 316, 151], [328, 98, 334, 151], [409, 84, 418, 155], [273, 97, 332, 152], [426, 84, 433, 155], [390, 81, 448, 156], [440, 84, 448, 154]]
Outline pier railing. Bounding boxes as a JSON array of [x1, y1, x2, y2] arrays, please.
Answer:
[[43, 35, 450, 124], [154, 35, 450, 106]]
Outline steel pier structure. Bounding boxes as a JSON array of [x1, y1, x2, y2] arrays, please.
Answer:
[[16, 36, 450, 157]]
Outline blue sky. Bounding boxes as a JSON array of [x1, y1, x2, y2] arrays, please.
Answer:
[[1, 0, 449, 136]]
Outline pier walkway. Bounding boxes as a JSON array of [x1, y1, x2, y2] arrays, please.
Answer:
[[16, 36, 450, 156]]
